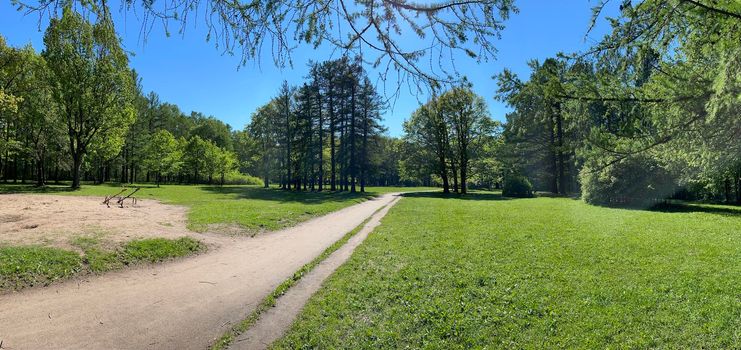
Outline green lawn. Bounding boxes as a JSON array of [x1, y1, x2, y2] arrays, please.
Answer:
[[0, 183, 434, 233], [274, 191, 741, 348], [1, 237, 204, 290]]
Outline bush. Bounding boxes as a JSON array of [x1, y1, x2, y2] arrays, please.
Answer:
[[580, 155, 676, 207], [223, 171, 264, 186], [502, 175, 533, 198]]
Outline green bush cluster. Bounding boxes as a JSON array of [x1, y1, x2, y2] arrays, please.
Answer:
[[222, 171, 264, 186], [502, 175, 533, 198]]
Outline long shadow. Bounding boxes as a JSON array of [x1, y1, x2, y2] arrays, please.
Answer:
[[0, 184, 76, 194], [401, 191, 511, 201], [0, 183, 160, 195], [199, 186, 376, 205], [649, 202, 741, 217]]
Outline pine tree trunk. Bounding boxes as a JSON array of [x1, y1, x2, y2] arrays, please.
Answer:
[[555, 103, 566, 195]]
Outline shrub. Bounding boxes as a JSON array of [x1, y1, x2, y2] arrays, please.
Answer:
[[502, 175, 533, 198], [223, 171, 264, 186], [580, 155, 676, 207]]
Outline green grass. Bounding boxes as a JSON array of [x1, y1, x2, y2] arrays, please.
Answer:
[[0, 183, 428, 233], [122, 237, 204, 263], [274, 191, 741, 349], [1, 237, 205, 291], [79, 237, 205, 273], [0, 246, 83, 290]]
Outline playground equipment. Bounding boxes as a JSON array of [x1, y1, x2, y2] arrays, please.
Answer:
[[103, 188, 141, 208]]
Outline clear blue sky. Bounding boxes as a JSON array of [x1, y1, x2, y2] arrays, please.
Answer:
[[0, 1, 618, 136]]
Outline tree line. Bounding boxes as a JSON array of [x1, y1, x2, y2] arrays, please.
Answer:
[[248, 57, 387, 193], [493, 0, 740, 205], [0, 9, 403, 190]]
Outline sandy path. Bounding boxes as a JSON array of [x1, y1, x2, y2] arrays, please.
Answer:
[[230, 195, 401, 350], [0, 193, 400, 350]]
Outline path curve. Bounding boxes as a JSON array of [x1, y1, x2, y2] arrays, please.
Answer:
[[0, 193, 400, 350]]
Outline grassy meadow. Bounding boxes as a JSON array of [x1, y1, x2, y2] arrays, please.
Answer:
[[274, 191, 741, 348]]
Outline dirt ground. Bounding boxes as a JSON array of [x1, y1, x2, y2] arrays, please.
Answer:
[[0, 194, 195, 251]]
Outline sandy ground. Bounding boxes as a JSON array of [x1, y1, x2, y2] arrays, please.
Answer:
[[0, 194, 196, 251], [230, 195, 401, 350], [0, 192, 400, 350]]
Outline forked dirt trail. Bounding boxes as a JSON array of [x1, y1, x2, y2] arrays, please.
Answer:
[[0, 193, 400, 350], [230, 195, 402, 350]]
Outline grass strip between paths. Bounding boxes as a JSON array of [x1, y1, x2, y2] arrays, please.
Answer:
[[210, 202, 393, 350]]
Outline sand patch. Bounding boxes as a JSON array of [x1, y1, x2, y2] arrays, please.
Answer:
[[0, 194, 195, 251]]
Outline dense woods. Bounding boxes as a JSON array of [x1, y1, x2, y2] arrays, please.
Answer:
[[1, 1, 739, 206], [494, 0, 740, 205]]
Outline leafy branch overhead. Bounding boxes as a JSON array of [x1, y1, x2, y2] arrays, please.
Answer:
[[14, 0, 516, 88]]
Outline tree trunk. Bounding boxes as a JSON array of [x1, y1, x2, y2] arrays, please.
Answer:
[[555, 103, 566, 195], [548, 114, 558, 194], [451, 160, 459, 193], [350, 80, 357, 193], [71, 153, 83, 189], [460, 156, 468, 194], [35, 156, 45, 187]]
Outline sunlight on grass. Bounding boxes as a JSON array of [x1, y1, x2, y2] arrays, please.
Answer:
[[274, 192, 741, 348]]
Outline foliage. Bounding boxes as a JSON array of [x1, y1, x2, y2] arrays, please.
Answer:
[[275, 194, 741, 348], [580, 155, 677, 208], [43, 7, 136, 188], [249, 58, 386, 192], [502, 175, 533, 198], [402, 85, 500, 193], [0, 245, 82, 290], [15, 0, 515, 88], [142, 129, 182, 186], [222, 171, 263, 186]]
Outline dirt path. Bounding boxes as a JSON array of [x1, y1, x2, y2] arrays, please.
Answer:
[[0, 193, 400, 350], [229, 195, 401, 350]]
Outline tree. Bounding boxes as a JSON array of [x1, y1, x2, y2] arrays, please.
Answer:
[[403, 100, 452, 193], [249, 100, 280, 188], [215, 149, 238, 186], [142, 130, 182, 187], [43, 8, 135, 188], [183, 136, 209, 183], [495, 58, 578, 195], [437, 85, 493, 194]]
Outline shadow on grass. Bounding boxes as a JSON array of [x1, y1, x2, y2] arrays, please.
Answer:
[[199, 186, 377, 204], [0, 183, 159, 194], [401, 191, 512, 201], [649, 202, 741, 217], [0, 184, 76, 194]]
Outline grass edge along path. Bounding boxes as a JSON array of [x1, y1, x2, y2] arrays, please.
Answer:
[[0, 237, 205, 291], [210, 196, 400, 350]]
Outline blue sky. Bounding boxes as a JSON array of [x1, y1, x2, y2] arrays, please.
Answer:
[[1, 1, 618, 136]]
